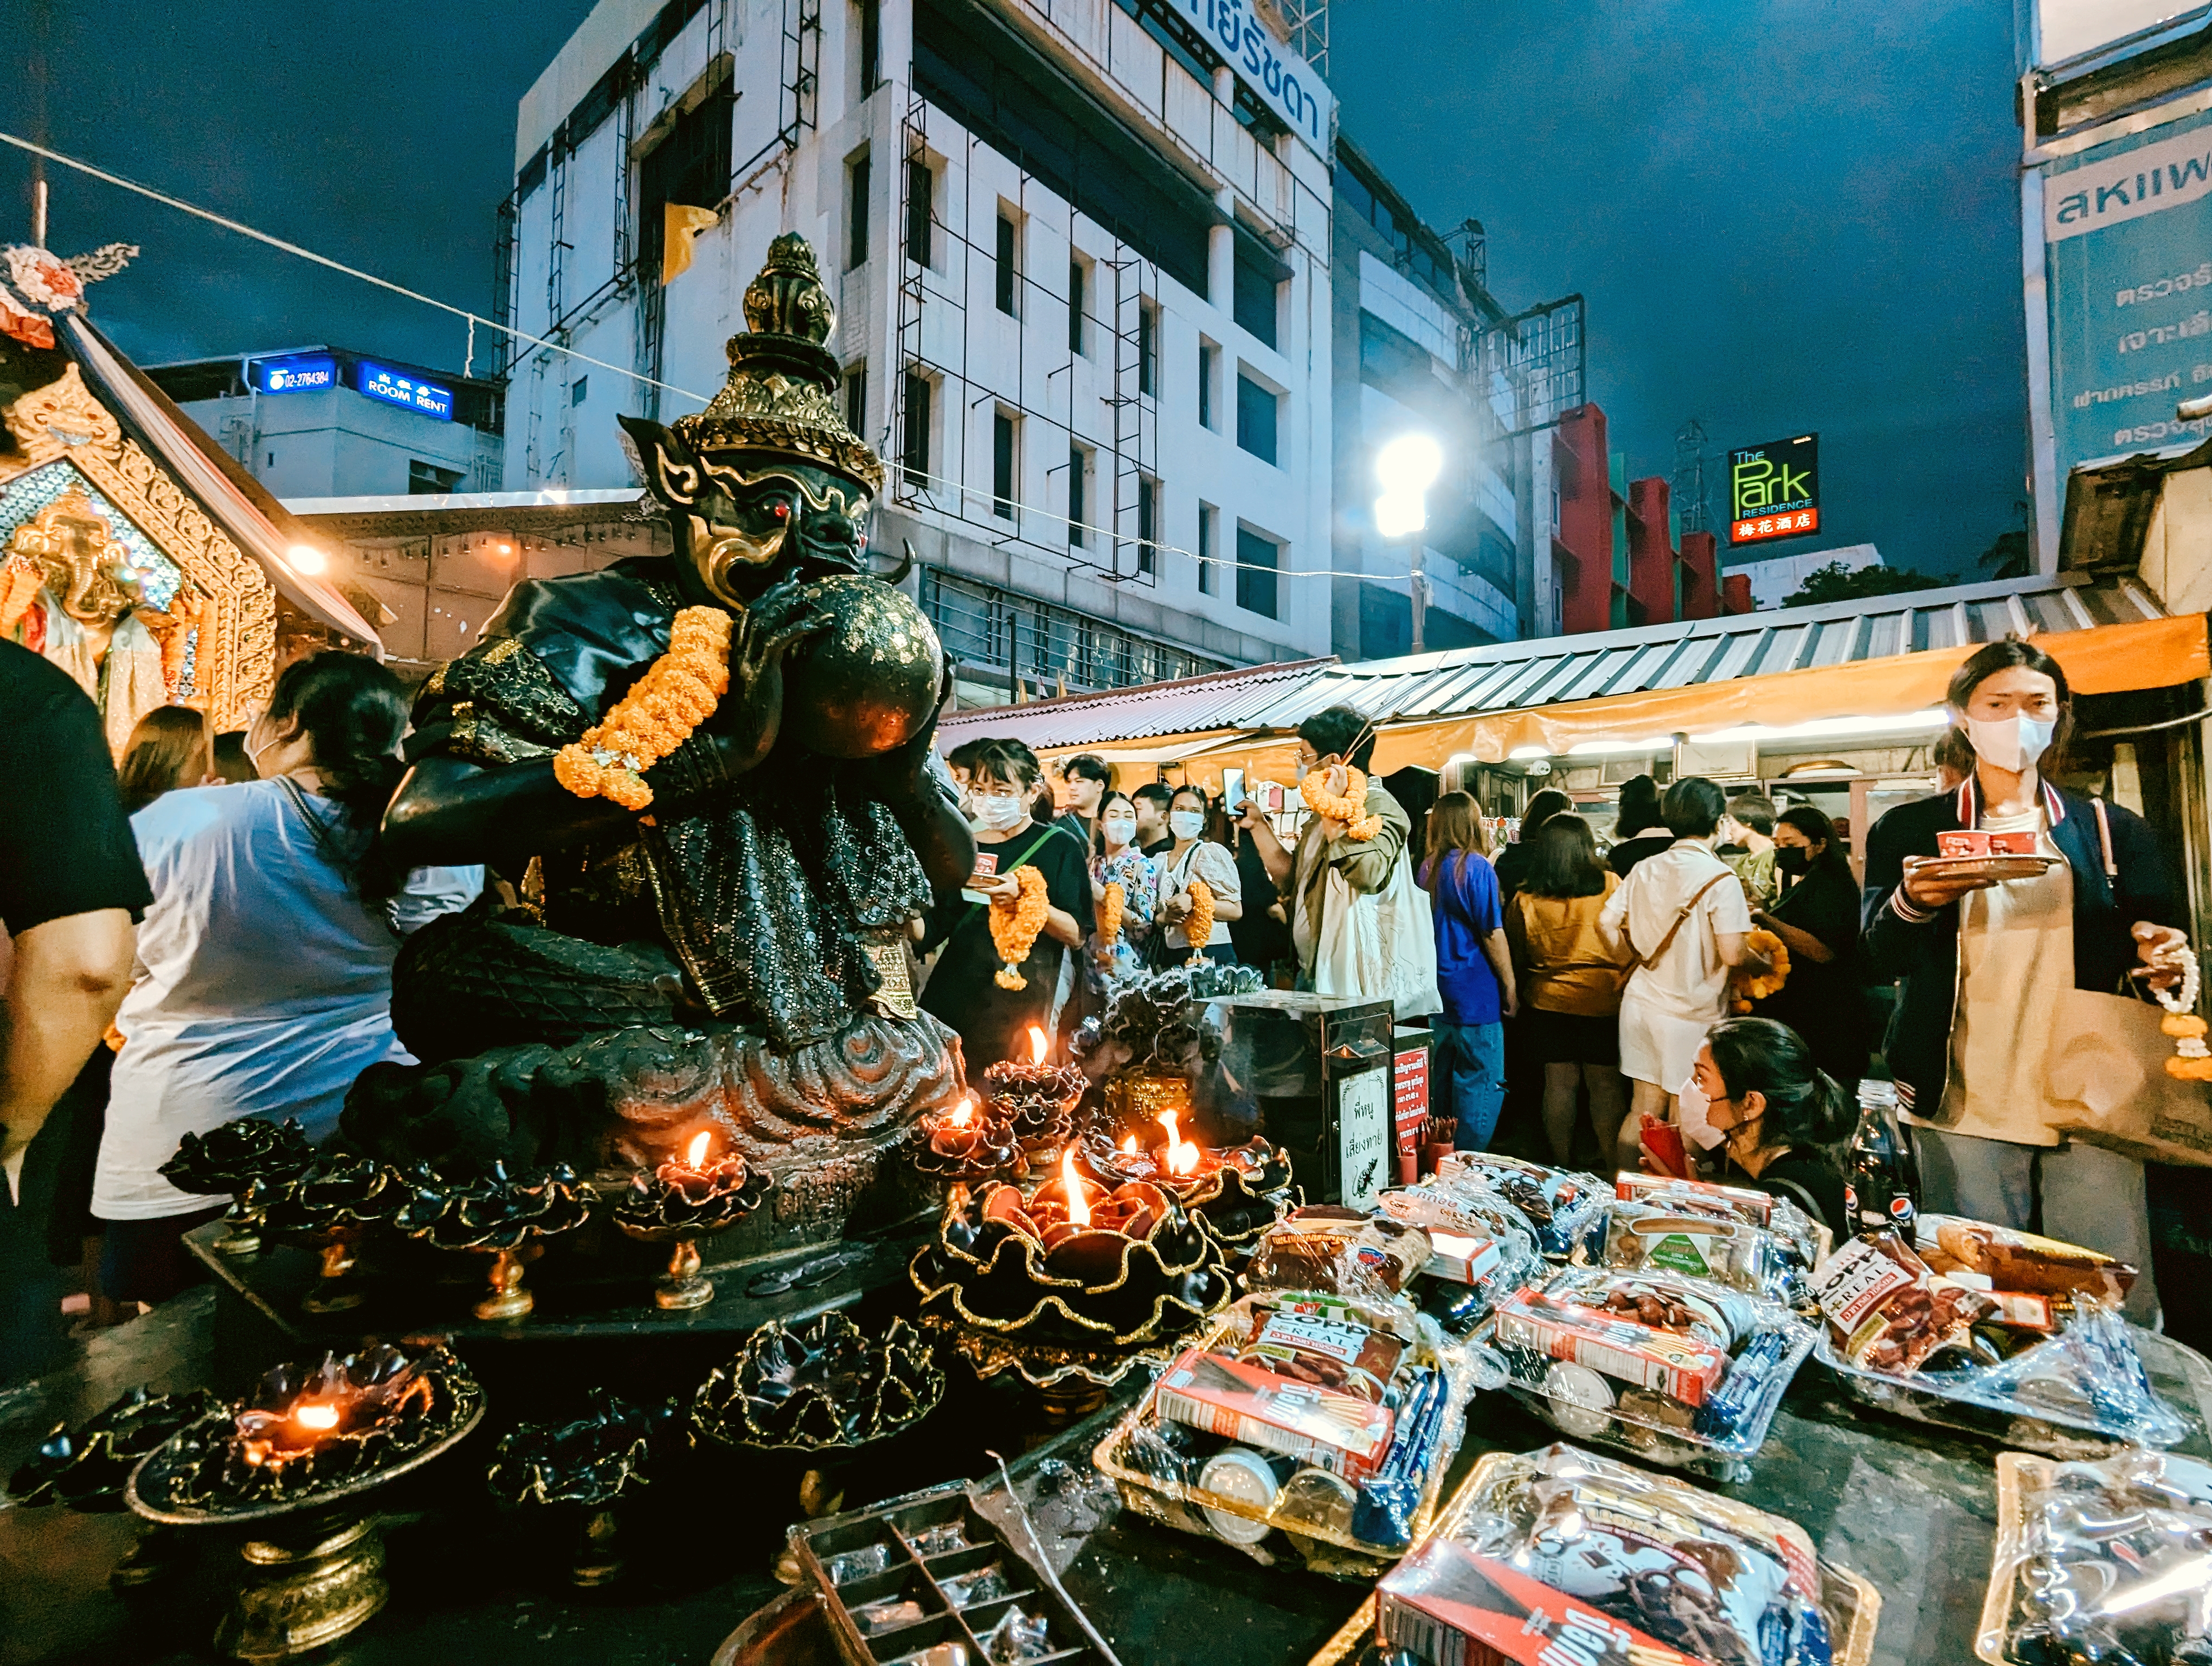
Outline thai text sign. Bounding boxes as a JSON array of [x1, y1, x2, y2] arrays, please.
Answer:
[[1160, 0, 1332, 155], [2046, 111, 2212, 470], [355, 361, 455, 421], [1728, 434, 1820, 546]]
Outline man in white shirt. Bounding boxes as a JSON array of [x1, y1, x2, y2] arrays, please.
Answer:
[[1600, 776, 1758, 1168]]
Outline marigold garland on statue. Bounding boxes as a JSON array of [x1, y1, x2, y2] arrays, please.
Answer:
[[553, 606, 734, 811], [2154, 944, 2212, 1080], [1300, 766, 1382, 840], [1099, 880, 1124, 946], [1183, 877, 1214, 965], [1731, 928, 1790, 1013], [989, 866, 1050, 989]]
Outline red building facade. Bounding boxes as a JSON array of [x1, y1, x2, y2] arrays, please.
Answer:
[[1553, 402, 1745, 634]]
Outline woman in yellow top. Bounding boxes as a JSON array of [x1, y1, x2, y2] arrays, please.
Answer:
[[1506, 814, 1634, 1166]]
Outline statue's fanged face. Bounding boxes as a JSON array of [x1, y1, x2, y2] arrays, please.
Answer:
[[679, 462, 870, 606]]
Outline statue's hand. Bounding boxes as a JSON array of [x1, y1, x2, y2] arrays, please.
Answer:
[[713, 579, 833, 775]]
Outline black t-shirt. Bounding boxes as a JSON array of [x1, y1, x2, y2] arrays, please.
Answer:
[[1139, 835, 1173, 858], [1227, 831, 1289, 970], [0, 641, 152, 934], [921, 819, 1094, 1073], [1608, 832, 1674, 879], [1724, 1146, 1850, 1245]]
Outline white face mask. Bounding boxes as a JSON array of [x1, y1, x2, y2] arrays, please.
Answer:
[[1102, 815, 1137, 848], [1168, 809, 1206, 841], [1963, 713, 2056, 773], [1676, 1071, 1729, 1152], [973, 793, 1027, 832]]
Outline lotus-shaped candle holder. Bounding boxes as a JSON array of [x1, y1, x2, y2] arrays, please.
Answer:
[[395, 1161, 597, 1321], [159, 1117, 315, 1256], [610, 1139, 772, 1311], [693, 1312, 943, 1452], [243, 1153, 406, 1314], [1076, 1128, 1298, 1253], [910, 1091, 1023, 1185], [909, 1160, 1233, 1351], [486, 1388, 681, 1586], [8, 1386, 227, 1589], [130, 1343, 484, 1516]]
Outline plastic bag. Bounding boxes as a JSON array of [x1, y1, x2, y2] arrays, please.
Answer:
[[1616, 1170, 1824, 1273], [1976, 1449, 2212, 1664], [1092, 1289, 1475, 1577], [1480, 1265, 1815, 1475], [1605, 1197, 1810, 1309], [1378, 1443, 1876, 1666], [1374, 1181, 1545, 1337], [1432, 1151, 1609, 1260], [1244, 1206, 1430, 1300]]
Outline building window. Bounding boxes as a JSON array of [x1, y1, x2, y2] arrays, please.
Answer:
[[1068, 257, 1088, 355], [1138, 301, 1158, 396], [409, 459, 464, 495], [1549, 485, 1561, 533], [1068, 445, 1090, 547], [847, 149, 871, 271], [570, 376, 589, 405], [1232, 246, 1280, 349], [905, 159, 935, 267], [1137, 477, 1157, 575], [1197, 501, 1218, 594], [1236, 373, 1278, 465], [1198, 339, 1218, 430], [637, 72, 735, 284], [857, 0, 881, 94], [902, 370, 932, 488], [993, 410, 1018, 519], [845, 361, 867, 438], [1236, 526, 1278, 618], [995, 211, 1020, 316]]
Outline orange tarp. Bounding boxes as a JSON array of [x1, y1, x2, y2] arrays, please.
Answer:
[[1369, 613, 2211, 772]]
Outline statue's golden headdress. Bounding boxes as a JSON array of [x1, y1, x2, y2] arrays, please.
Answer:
[[667, 233, 883, 494]]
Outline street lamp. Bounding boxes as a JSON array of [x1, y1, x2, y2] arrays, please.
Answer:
[[1375, 433, 1442, 652]]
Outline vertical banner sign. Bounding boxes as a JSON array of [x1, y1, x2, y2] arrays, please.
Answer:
[[1727, 434, 1821, 546], [2045, 111, 2212, 473], [1393, 1045, 1430, 1170], [1334, 1071, 1391, 1212]]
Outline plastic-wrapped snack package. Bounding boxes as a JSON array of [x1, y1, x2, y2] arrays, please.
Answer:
[[1977, 1450, 2212, 1665], [1616, 1171, 1825, 1273], [1245, 1206, 1430, 1299], [1091, 1290, 1477, 1578], [1917, 1214, 2137, 1308], [1433, 1151, 1609, 1260], [1481, 1266, 1815, 1475], [1813, 1232, 2192, 1452], [1603, 1200, 1808, 1308], [1377, 1443, 1881, 1666], [1374, 1183, 1546, 1337]]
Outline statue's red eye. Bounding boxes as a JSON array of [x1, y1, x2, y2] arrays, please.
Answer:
[[772, 502, 790, 519]]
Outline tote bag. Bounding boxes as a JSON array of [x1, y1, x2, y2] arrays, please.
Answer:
[[1312, 846, 1442, 1021]]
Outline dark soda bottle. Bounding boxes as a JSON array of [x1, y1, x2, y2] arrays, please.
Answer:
[[1843, 1079, 1921, 1238]]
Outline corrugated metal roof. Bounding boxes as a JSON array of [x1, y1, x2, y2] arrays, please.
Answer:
[[935, 573, 2171, 751]]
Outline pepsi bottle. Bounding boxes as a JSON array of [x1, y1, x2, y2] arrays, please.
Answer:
[[1843, 1079, 1921, 1238]]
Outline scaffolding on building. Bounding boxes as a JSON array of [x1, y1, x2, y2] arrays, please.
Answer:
[[1476, 294, 1586, 439], [1675, 417, 1713, 535]]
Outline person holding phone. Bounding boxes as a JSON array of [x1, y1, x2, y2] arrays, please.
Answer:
[[1665, 1018, 1852, 1242], [1863, 637, 2184, 1320], [919, 739, 1092, 1070]]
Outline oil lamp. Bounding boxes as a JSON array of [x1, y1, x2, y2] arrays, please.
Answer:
[[394, 1161, 596, 1321], [912, 1091, 1020, 1183], [612, 1129, 771, 1310], [981, 1025, 1088, 1167]]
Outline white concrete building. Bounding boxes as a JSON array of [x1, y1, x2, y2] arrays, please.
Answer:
[[498, 0, 1336, 699], [1724, 541, 1884, 611], [144, 349, 504, 501]]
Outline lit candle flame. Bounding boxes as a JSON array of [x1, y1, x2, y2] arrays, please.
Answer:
[[685, 1130, 711, 1169], [951, 1095, 975, 1129], [1061, 1149, 1090, 1228], [1120, 1134, 1137, 1153], [1027, 1024, 1049, 1066], [1157, 1109, 1201, 1176], [293, 1401, 339, 1432]]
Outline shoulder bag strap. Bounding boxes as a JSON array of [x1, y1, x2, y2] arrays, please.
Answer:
[[2092, 796, 2118, 880], [959, 824, 1060, 933], [1628, 872, 1731, 973]]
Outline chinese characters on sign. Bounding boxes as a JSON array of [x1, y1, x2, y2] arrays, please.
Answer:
[[355, 361, 455, 421], [1727, 434, 1821, 547]]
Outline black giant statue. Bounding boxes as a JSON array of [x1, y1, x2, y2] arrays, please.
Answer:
[[348, 234, 975, 1236]]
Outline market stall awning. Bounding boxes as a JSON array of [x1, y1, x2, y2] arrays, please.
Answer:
[[933, 572, 2207, 781]]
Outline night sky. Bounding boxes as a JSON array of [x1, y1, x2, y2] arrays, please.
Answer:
[[12, 0, 2026, 578]]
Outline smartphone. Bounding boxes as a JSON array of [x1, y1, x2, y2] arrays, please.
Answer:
[[1639, 1114, 1689, 1180], [961, 850, 999, 906], [1223, 768, 1246, 812]]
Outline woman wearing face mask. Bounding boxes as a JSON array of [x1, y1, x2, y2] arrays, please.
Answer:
[[1863, 636, 2185, 1322], [1670, 1017, 1853, 1242], [1089, 791, 1160, 984], [1155, 786, 1243, 966], [919, 739, 1092, 1069], [1746, 805, 1866, 1094]]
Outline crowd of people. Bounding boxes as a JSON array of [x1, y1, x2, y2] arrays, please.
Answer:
[[0, 634, 2190, 1376]]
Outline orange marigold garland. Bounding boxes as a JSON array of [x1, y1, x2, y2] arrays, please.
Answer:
[[1301, 766, 1382, 840], [2155, 946, 2212, 1080], [1099, 880, 1124, 946], [1183, 877, 1215, 964], [990, 866, 1050, 989], [1731, 928, 1791, 1013], [554, 606, 734, 812]]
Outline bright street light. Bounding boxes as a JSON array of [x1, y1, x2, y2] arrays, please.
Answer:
[[1373, 432, 1443, 649]]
